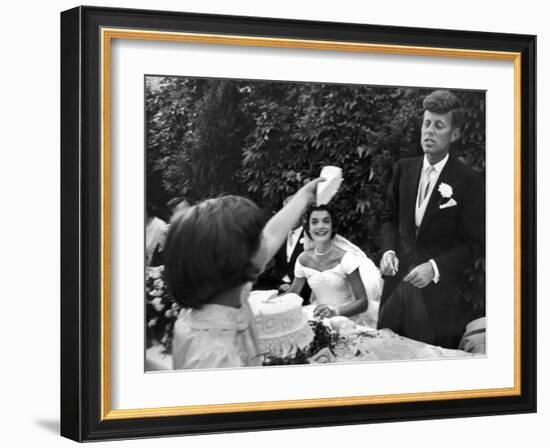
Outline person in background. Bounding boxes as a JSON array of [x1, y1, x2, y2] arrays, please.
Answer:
[[146, 203, 169, 266], [167, 197, 191, 219], [458, 317, 486, 354]]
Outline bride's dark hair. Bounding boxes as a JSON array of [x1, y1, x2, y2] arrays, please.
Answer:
[[303, 203, 337, 240], [164, 195, 266, 309]]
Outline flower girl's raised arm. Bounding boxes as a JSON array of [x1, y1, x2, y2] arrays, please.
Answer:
[[251, 177, 324, 272]]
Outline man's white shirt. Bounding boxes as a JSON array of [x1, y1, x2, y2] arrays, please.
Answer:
[[286, 226, 303, 263], [415, 154, 449, 227], [282, 226, 304, 283]]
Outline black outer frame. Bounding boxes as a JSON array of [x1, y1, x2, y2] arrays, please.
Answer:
[[60, 5, 536, 442]]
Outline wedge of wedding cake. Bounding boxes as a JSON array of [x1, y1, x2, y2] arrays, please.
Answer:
[[248, 290, 314, 358]]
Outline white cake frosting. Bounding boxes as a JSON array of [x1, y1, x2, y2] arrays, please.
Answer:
[[248, 290, 314, 358]]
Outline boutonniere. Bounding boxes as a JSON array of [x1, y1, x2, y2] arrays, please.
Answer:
[[438, 183, 457, 209]]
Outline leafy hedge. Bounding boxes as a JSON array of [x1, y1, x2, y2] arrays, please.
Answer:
[[146, 77, 485, 314]]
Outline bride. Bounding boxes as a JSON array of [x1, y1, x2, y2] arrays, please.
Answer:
[[284, 204, 383, 328]]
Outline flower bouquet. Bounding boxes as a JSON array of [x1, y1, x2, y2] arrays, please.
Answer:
[[145, 265, 180, 353], [261, 319, 340, 366]]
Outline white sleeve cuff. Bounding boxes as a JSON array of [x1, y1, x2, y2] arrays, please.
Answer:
[[429, 259, 440, 283]]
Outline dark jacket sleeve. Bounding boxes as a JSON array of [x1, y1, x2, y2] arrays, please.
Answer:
[[434, 170, 485, 279], [380, 160, 401, 254]]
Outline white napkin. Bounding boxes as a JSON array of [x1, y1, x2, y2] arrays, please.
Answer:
[[316, 166, 343, 205]]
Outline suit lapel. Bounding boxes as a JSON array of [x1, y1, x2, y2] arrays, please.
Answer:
[[416, 157, 458, 239], [403, 158, 423, 238]]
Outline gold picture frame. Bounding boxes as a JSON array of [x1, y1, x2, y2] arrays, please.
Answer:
[[61, 5, 536, 441]]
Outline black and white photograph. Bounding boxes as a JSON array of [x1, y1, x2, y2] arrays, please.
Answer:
[[56, 4, 538, 442], [144, 75, 486, 371]]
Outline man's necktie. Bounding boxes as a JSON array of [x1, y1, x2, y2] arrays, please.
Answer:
[[418, 165, 436, 206]]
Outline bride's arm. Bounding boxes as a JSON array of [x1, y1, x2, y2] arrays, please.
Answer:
[[335, 269, 369, 317], [314, 269, 369, 318]]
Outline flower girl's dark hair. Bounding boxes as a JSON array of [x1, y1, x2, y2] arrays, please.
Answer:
[[303, 203, 337, 240], [164, 195, 266, 309]]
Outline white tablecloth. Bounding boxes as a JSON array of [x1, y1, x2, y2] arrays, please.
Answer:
[[303, 305, 475, 363]]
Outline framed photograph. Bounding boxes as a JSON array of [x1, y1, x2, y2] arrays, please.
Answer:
[[60, 5, 536, 442]]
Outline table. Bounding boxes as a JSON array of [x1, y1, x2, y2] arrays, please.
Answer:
[[302, 305, 475, 364]]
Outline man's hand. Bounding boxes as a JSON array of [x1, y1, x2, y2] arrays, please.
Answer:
[[403, 262, 435, 288], [380, 251, 399, 276]]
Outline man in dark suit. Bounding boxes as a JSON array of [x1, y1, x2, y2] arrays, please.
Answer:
[[254, 225, 312, 302], [378, 90, 485, 349], [272, 225, 312, 301]]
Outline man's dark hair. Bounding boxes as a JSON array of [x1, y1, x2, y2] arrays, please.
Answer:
[[303, 203, 337, 240], [423, 90, 465, 130], [164, 195, 266, 308]]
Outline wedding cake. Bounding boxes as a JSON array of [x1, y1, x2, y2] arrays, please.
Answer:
[[248, 290, 314, 358]]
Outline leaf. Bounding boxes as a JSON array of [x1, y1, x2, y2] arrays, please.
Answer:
[[368, 168, 375, 182]]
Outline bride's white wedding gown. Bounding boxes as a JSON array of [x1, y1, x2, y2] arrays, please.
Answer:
[[295, 251, 381, 329]]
